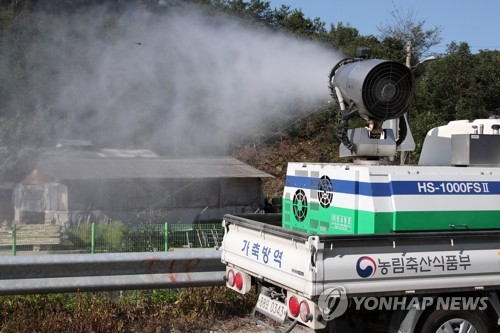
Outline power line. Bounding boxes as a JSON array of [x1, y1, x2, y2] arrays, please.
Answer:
[[253, 108, 323, 148]]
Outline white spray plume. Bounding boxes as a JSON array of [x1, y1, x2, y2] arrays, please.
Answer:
[[18, 6, 343, 155]]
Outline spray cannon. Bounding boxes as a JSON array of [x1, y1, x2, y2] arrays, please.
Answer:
[[329, 47, 416, 158]]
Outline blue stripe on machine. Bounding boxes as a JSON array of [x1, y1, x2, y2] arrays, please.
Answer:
[[285, 176, 500, 196], [285, 176, 390, 196]]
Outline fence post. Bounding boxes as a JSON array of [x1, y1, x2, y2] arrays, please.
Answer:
[[91, 223, 95, 254], [164, 222, 168, 252], [11, 224, 16, 256]]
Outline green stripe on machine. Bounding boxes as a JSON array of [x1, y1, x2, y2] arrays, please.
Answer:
[[282, 198, 500, 234]]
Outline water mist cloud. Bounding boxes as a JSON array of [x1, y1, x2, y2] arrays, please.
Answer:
[[15, 6, 343, 155]]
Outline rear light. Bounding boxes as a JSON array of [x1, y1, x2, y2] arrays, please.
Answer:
[[288, 296, 300, 317], [299, 300, 311, 322], [234, 272, 243, 290], [225, 267, 251, 294], [287, 293, 322, 329], [226, 269, 235, 287]]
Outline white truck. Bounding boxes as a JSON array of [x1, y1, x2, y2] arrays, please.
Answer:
[[221, 50, 500, 333]]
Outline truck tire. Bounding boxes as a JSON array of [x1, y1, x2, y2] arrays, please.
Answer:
[[416, 309, 491, 333]]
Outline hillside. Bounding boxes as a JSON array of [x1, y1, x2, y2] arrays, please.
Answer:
[[232, 108, 340, 196]]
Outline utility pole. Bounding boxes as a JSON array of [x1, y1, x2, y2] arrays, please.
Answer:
[[400, 40, 413, 165], [406, 40, 412, 67]]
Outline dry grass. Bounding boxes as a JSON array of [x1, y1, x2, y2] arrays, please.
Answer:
[[0, 287, 257, 333], [232, 108, 340, 196]]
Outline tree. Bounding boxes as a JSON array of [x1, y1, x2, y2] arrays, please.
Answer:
[[469, 49, 500, 116], [378, 2, 442, 61], [320, 22, 360, 54], [223, 0, 274, 24], [271, 5, 325, 37], [410, 42, 500, 155]]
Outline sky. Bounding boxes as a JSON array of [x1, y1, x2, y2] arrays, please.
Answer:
[[268, 0, 500, 54]]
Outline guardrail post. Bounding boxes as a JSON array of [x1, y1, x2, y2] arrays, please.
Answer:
[[11, 224, 16, 256], [91, 222, 95, 254], [164, 222, 168, 252]]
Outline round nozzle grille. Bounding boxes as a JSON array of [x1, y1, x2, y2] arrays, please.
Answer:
[[361, 61, 414, 120]]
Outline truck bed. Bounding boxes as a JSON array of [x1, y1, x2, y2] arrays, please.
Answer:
[[221, 214, 500, 298]]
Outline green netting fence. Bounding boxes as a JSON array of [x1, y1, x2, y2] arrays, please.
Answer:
[[0, 222, 223, 255]]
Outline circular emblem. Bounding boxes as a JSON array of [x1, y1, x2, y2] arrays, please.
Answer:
[[356, 256, 377, 278], [318, 175, 333, 208], [318, 286, 348, 321], [292, 189, 308, 222]]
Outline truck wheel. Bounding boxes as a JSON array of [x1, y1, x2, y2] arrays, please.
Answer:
[[417, 310, 491, 333]]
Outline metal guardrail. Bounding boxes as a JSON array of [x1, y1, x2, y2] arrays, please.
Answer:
[[0, 249, 225, 295]]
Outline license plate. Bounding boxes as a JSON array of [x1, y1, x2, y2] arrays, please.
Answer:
[[255, 293, 287, 323]]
